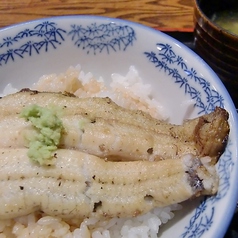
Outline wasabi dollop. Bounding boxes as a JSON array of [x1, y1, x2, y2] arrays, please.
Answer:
[[21, 104, 64, 165]]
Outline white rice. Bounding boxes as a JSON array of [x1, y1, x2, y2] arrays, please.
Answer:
[[34, 65, 168, 120], [0, 65, 181, 238]]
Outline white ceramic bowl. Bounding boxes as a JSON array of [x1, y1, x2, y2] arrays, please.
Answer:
[[1, 16, 238, 238]]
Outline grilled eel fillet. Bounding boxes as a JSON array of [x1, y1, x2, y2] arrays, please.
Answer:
[[0, 148, 218, 220], [0, 89, 230, 162], [0, 114, 198, 161]]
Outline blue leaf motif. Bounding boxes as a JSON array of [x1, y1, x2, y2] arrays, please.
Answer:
[[15, 41, 32, 56], [187, 86, 199, 99], [0, 21, 66, 65], [156, 43, 175, 57], [155, 60, 166, 70], [3, 49, 15, 63], [68, 25, 87, 41], [196, 77, 210, 89], [15, 29, 35, 39], [216, 144, 233, 201], [144, 51, 159, 64], [184, 68, 197, 79], [44, 27, 66, 41], [174, 55, 188, 70], [160, 53, 175, 64], [170, 68, 181, 80], [34, 21, 57, 32], [86, 23, 102, 36], [68, 23, 136, 54], [181, 199, 215, 238], [1, 37, 16, 48], [144, 43, 224, 113], [144, 43, 233, 238]]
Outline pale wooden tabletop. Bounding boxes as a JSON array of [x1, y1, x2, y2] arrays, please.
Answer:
[[0, 0, 194, 31]]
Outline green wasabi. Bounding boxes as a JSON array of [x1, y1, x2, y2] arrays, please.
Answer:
[[20, 104, 64, 165]]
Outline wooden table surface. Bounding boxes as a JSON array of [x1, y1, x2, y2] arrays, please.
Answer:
[[0, 0, 194, 32]]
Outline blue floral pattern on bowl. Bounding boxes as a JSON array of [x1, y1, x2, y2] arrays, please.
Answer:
[[144, 43, 233, 237], [0, 21, 135, 65], [0, 22, 66, 64], [180, 141, 233, 238], [68, 23, 136, 54], [144, 43, 224, 115], [0, 19, 235, 238]]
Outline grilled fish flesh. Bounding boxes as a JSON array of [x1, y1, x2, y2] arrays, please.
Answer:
[[0, 89, 229, 221], [0, 148, 218, 220], [0, 114, 198, 161], [0, 89, 230, 163]]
